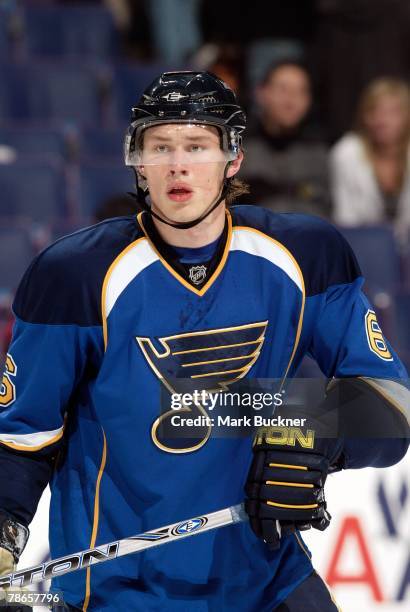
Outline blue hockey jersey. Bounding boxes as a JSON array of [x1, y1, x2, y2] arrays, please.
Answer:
[[0, 205, 408, 611]]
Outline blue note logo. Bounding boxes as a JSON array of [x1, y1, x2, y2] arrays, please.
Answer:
[[171, 517, 208, 536], [136, 320, 268, 453]]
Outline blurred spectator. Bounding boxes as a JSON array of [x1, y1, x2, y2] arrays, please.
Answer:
[[192, 43, 244, 97], [330, 78, 410, 244], [144, 0, 202, 66], [200, 0, 315, 93], [238, 60, 330, 218], [311, 0, 410, 142], [105, 0, 153, 60]]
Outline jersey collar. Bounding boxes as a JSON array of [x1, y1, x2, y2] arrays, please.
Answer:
[[137, 209, 233, 296]]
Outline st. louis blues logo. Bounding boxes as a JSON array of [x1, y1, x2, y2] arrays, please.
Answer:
[[171, 517, 208, 536], [136, 321, 268, 453]]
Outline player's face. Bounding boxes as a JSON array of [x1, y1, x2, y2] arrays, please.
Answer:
[[364, 94, 409, 147], [140, 124, 241, 224], [258, 65, 311, 130]]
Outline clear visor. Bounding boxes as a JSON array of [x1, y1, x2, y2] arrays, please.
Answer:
[[124, 122, 239, 166]]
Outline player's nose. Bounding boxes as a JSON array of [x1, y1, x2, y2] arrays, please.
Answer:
[[168, 166, 189, 176], [167, 154, 190, 175], [167, 144, 195, 169]]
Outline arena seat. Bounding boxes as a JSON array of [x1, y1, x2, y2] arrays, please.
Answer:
[[338, 225, 400, 298], [0, 63, 29, 121], [80, 126, 126, 161], [22, 4, 119, 58], [112, 63, 168, 122], [0, 12, 8, 57], [0, 156, 67, 223], [0, 224, 35, 293], [0, 125, 74, 159], [78, 160, 133, 221], [0, 61, 106, 124]]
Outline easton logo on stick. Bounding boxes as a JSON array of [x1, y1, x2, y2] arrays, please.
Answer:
[[171, 517, 208, 536], [0, 543, 119, 588]]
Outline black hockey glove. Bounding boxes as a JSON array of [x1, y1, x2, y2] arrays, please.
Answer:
[[244, 424, 344, 548]]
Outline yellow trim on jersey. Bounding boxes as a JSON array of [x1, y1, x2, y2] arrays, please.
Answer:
[[190, 363, 257, 379], [266, 480, 314, 488], [181, 349, 259, 367], [137, 209, 233, 297], [173, 338, 262, 356], [137, 320, 266, 359], [101, 237, 147, 349], [267, 501, 318, 509], [269, 463, 308, 471], [232, 225, 305, 384], [83, 429, 107, 612]]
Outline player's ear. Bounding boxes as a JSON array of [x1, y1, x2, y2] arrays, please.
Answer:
[[138, 166, 147, 180], [226, 150, 244, 179]]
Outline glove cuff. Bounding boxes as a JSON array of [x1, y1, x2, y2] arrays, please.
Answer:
[[0, 511, 29, 563]]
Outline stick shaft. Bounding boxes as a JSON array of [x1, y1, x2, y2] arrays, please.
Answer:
[[0, 504, 247, 588]]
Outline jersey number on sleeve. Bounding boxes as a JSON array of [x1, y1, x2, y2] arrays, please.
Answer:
[[365, 310, 392, 361], [0, 354, 17, 407]]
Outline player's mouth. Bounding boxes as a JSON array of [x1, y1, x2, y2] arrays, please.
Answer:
[[167, 184, 193, 202]]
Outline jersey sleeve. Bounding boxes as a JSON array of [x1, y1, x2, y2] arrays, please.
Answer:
[[307, 233, 409, 469], [309, 275, 407, 380], [0, 246, 103, 525]]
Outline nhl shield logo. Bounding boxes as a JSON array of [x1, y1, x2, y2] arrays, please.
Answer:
[[189, 265, 207, 285]]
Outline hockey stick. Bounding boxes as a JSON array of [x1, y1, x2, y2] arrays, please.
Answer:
[[0, 504, 247, 588]]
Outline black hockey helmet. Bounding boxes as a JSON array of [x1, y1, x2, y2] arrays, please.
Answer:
[[124, 70, 246, 166]]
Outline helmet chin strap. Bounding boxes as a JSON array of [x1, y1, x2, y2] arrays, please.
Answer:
[[128, 165, 231, 230]]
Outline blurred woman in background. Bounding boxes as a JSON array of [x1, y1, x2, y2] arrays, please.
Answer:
[[330, 78, 410, 243]]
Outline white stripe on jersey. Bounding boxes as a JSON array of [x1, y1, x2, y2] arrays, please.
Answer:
[[231, 228, 304, 292], [0, 425, 64, 448], [105, 240, 158, 319]]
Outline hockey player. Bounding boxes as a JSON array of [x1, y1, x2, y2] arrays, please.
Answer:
[[0, 71, 409, 611]]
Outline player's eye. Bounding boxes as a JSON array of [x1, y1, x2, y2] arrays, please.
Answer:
[[189, 144, 204, 153], [155, 144, 169, 153]]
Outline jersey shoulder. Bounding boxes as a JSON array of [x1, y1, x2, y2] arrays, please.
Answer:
[[13, 216, 142, 326], [230, 205, 362, 295]]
